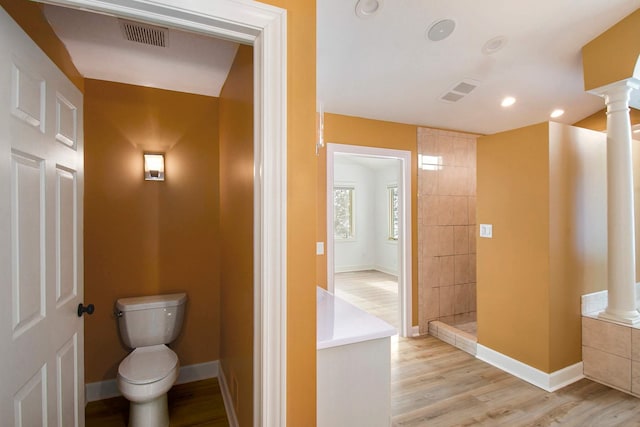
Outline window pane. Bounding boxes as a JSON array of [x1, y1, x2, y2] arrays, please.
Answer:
[[334, 187, 354, 239], [389, 186, 398, 240]]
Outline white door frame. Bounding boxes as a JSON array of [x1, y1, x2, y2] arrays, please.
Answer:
[[35, 1, 287, 425], [327, 143, 412, 337]]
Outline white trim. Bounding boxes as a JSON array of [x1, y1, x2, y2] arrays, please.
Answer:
[[38, 1, 287, 425], [327, 143, 412, 337], [85, 378, 119, 403], [410, 325, 421, 337], [175, 360, 219, 385], [476, 344, 584, 392], [219, 365, 240, 427], [85, 360, 220, 403], [334, 264, 376, 273]]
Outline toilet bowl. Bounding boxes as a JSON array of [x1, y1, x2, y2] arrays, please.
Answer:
[[115, 293, 187, 427], [117, 345, 179, 427]]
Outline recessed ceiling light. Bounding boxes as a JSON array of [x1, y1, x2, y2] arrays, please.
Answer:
[[550, 109, 565, 118], [482, 36, 508, 55], [501, 96, 516, 107], [426, 19, 456, 42], [355, 0, 383, 18]]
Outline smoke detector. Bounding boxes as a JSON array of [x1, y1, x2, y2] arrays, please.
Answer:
[[119, 19, 168, 47], [482, 36, 508, 55]]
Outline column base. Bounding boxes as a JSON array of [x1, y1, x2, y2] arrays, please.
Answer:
[[598, 308, 640, 325]]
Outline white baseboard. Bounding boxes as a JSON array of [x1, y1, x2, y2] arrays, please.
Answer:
[[85, 378, 119, 403], [334, 265, 375, 273], [218, 365, 239, 427], [85, 360, 220, 403], [373, 265, 399, 276], [476, 344, 584, 392], [410, 325, 421, 337], [176, 360, 219, 385]]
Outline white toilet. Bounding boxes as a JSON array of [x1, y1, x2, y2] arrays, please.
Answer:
[[115, 292, 187, 427]]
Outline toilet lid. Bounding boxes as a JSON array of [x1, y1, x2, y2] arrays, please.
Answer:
[[118, 345, 178, 385]]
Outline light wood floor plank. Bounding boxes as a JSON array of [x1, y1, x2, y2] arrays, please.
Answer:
[[85, 378, 228, 426], [338, 270, 640, 426]]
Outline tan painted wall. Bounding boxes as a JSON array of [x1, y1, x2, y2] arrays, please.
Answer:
[[582, 8, 640, 91], [255, 1, 318, 424], [0, 1, 83, 91], [84, 80, 220, 382], [477, 122, 552, 371], [478, 122, 609, 373], [219, 44, 254, 426], [321, 113, 419, 324], [548, 122, 607, 370]]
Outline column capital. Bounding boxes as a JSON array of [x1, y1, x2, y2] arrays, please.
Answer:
[[589, 78, 640, 99]]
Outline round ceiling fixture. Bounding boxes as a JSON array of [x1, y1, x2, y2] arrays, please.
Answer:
[[355, 0, 383, 18], [426, 19, 456, 42], [501, 96, 516, 107], [482, 35, 508, 55]]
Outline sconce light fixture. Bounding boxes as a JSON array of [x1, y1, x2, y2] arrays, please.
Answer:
[[144, 153, 165, 181]]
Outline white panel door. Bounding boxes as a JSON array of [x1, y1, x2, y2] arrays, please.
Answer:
[[0, 7, 85, 426]]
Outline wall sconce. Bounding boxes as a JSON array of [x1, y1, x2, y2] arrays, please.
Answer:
[[144, 153, 165, 181]]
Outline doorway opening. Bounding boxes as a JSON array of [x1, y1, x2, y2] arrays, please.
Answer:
[[327, 143, 412, 337], [30, 1, 287, 425]]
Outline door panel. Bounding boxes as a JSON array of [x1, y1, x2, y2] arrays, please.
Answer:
[[0, 7, 84, 426]]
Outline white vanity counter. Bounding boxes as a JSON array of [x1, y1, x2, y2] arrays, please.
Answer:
[[317, 287, 396, 427], [317, 286, 397, 349]]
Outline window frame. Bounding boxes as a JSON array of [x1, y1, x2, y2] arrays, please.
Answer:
[[388, 184, 399, 241], [333, 184, 356, 241]]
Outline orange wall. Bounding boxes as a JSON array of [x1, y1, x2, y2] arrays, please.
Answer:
[[258, 1, 318, 424], [322, 113, 420, 325], [548, 122, 607, 370], [478, 122, 609, 373], [582, 8, 640, 91], [84, 79, 220, 382], [477, 122, 551, 371], [219, 44, 254, 426], [0, 0, 83, 91]]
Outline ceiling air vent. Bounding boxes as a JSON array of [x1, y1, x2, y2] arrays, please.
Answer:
[[439, 79, 480, 103], [119, 19, 168, 47]]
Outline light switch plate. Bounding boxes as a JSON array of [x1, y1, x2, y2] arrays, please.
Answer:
[[480, 224, 493, 238], [316, 242, 325, 255]]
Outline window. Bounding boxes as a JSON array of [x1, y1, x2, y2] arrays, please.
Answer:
[[334, 186, 355, 239], [388, 185, 399, 240]]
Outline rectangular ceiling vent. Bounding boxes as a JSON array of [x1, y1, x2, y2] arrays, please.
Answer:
[[119, 20, 168, 48], [439, 78, 480, 103]]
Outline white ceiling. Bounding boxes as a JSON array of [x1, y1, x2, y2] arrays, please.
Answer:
[[42, 2, 639, 135], [335, 153, 400, 171], [43, 5, 239, 97], [318, 0, 640, 135]]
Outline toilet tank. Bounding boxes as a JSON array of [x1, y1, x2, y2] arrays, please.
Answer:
[[116, 293, 187, 348]]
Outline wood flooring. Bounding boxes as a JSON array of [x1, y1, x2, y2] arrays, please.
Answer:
[[335, 270, 399, 329], [85, 378, 228, 427], [339, 269, 640, 426], [88, 271, 640, 426]]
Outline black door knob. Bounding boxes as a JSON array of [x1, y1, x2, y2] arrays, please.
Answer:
[[77, 303, 95, 317]]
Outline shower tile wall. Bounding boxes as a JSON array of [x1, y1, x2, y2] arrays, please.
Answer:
[[417, 127, 478, 334]]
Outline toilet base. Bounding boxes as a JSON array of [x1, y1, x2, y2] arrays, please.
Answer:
[[128, 393, 169, 427]]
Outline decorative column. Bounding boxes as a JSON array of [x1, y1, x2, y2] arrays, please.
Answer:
[[596, 79, 640, 325]]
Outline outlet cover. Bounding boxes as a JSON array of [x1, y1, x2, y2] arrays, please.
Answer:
[[480, 224, 493, 238]]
